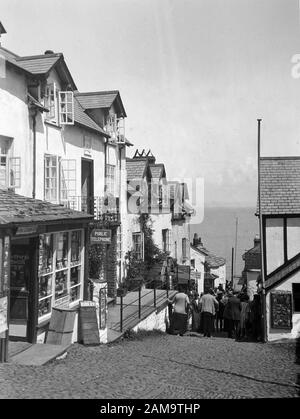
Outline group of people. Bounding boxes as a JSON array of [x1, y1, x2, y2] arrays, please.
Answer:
[[168, 284, 262, 341]]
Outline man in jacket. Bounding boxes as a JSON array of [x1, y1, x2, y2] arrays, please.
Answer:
[[225, 291, 241, 339], [199, 289, 219, 337]]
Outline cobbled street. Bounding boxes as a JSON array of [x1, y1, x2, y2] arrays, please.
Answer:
[[0, 333, 299, 399]]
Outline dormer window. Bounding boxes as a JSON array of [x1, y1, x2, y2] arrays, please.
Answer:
[[59, 91, 74, 125], [105, 114, 125, 143], [44, 83, 74, 126]]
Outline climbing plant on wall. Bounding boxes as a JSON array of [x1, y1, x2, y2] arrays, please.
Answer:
[[123, 214, 169, 289]]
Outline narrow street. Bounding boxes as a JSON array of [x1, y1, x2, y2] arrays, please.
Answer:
[[0, 333, 299, 399]]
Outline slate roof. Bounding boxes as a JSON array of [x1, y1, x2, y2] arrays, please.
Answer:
[[126, 159, 148, 181], [192, 244, 225, 268], [0, 189, 93, 226], [75, 91, 127, 117], [259, 157, 300, 215], [0, 46, 32, 74], [74, 98, 108, 136], [206, 252, 226, 269], [16, 53, 61, 74], [149, 164, 165, 179]]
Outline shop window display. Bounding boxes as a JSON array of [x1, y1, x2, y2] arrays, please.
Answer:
[[38, 230, 83, 321], [56, 232, 69, 270]]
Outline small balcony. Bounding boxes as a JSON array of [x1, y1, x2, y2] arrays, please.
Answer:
[[64, 196, 120, 224]]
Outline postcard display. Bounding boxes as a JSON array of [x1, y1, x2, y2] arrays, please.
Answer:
[[38, 230, 84, 323], [0, 236, 10, 362]]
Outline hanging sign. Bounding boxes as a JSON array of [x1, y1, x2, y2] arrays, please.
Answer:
[[16, 225, 38, 236], [90, 229, 111, 244]]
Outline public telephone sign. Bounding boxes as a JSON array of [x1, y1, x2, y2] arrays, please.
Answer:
[[90, 229, 111, 244]]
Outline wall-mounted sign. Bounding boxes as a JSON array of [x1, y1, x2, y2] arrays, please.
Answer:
[[177, 265, 190, 284], [16, 226, 38, 236], [270, 291, 292, 330], [0, 296, 8, 334], [90, 229, 111, 244]]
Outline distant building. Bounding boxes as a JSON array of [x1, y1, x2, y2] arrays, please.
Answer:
[[241, 235, 261, 300], [190, 234, 226, 293], [258, 157, 300, 341]]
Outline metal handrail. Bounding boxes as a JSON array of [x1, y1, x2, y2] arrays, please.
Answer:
[[112, 286, 173, 332]]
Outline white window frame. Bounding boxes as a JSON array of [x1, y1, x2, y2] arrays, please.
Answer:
[[44, 155, 77, 204], [8, 157, 21, 188], [60, 159, 76, 202], [38, 229, 84, 324], [44, 154, 59, 203], [59, 91, 74, 125], [44, 83, 58, 123], [106, 164, 116, 195]]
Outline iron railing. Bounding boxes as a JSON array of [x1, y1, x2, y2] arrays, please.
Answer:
[[110, 279, 171, 332], [64, 195, 120, 223]]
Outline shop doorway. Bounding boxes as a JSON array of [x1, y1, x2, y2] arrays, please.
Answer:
[[10, 237, 37, 343], [81, 159, 94, 215]]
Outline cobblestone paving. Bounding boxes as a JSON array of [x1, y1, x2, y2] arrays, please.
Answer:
[[0, 333, 299, 399]]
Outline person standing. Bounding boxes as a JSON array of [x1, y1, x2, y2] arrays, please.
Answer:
[[223, 291, 241, 338], [190, 292, 201, 332], [238, 294, 251, 340], [199, 289, 219, 337], [216, 292, 225, 332], [250, 294, 262, 341], [168, 286, 190, 336]]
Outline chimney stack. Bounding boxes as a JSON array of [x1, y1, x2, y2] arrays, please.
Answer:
[[254, 234, 260, 246]]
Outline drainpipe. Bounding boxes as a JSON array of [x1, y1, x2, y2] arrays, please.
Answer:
[[30, 107, 38, 199]]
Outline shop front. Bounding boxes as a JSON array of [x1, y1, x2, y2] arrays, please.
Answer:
[[0, 190, 93, 361], [9, 227, 89, 343]]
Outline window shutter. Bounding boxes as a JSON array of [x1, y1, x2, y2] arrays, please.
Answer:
[[8, 157, 21, 188], [60, 159, 76, 202], [59, 91, 74, 125]]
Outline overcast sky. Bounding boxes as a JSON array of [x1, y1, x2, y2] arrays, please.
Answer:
[[1, 0, 300, 207]]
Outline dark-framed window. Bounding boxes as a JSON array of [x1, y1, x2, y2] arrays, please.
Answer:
[[292, 283, 300, 312], [132, 232, 144, 260], [265, 216, 300, 275]]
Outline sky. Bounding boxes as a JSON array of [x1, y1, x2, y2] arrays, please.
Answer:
[[1, 0, 300, 208]]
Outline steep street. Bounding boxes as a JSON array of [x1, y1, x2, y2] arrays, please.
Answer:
[[0, 333, 299, 399]]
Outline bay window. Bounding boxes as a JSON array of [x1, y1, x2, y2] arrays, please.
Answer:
[[38, 229, 84, 322]]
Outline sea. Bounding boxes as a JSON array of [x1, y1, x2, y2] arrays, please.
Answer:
[[189, 206, 259, 281]]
